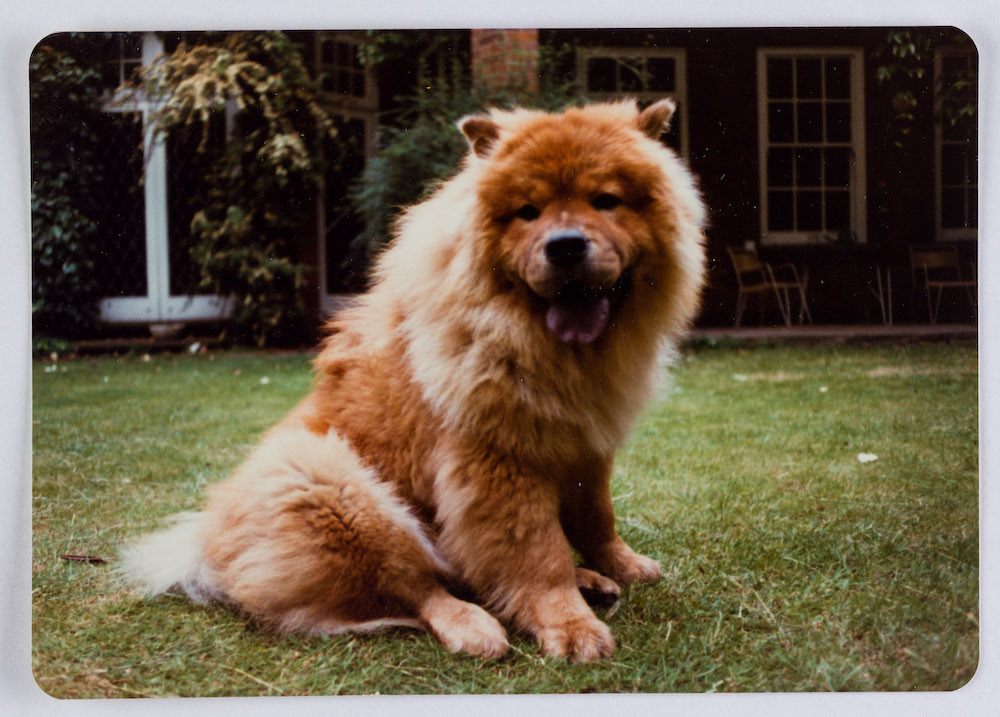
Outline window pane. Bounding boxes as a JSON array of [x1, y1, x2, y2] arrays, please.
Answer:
[[768, 191, 794, 231], [767, 147, 794, 186], [825, 191, 850, 230], [826, 102, 852, 142], [798, 103, 823, 142], [646, 57, 676, 92], [797, 191, 822, 230], [587, 57, 616, 92], [321, 38, 334, 64], [968, 188, 978, 227], [166, 114, 225, 295], [102, 62, 120, 88], [352, 72, 366, 97], [767, 58, 793, 99], [824, 147, 851, 188], [91, 112, 148, 296], [796, 58, 822, 99], [942, 144, 968, 185], [769, 102, 794, 142], [337, 69, 350, 94], [796, 147, 822, 186], [123, 34, 143, 59], [336, 41, 350, 67], [619, 58, 643, 92], [941, 188, 966, 228], [825, 57, 850, 99]]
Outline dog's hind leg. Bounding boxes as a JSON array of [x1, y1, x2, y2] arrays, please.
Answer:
[[122, 428, 508, 658]]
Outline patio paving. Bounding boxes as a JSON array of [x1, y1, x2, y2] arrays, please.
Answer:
[[687, 323, 978, 343], [63, 322, 978, 355]]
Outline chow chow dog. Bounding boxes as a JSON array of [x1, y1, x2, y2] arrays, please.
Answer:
[[122, 99, 706, 663]]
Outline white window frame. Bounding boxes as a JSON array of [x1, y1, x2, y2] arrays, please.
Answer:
[[313, 32, 378, 314], [576, 47, 689, 159], [934, 49, 978, 242], [756, 47, 867, 246], [99, 32, 233, 324]]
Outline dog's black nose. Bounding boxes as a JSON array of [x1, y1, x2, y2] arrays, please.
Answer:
[[544, 230, 589, 268]]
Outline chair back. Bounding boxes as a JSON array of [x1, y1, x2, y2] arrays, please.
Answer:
[[727, 247, 763, 275], [910, 245, 960, 280]]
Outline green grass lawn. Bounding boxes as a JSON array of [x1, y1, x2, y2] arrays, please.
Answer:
[[31, 341, 979, 697]]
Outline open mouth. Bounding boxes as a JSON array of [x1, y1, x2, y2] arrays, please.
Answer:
[[544, 269, 633, 344]]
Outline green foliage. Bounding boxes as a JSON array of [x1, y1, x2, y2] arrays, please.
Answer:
[[31, 335, 75, 358], [347, 79, 480, 254], [349, 35, 580, 256], [356, 30, 467, 71], [873, 29, 977, 148], [29, 42, 106, 339], [139, 32, 337, 346]]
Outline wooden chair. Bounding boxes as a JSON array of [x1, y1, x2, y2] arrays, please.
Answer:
[[909, 244, 977, 324], [727, 246, 812, 327]]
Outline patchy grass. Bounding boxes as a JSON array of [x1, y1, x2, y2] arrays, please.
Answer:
[[31, 342, 978, 697]]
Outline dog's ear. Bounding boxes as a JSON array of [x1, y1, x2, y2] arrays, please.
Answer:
[[637, 98, 676, 140], [459, 115, 500, 158]]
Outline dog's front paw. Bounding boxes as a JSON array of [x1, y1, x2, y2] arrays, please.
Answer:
[[536, 615, 616, 663], [616, 550, 662, 584]]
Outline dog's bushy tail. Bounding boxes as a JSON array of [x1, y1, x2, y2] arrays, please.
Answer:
[[118, 511, 226, 605]]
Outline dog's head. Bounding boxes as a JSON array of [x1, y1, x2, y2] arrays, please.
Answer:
[[460, 100, 701, 345]]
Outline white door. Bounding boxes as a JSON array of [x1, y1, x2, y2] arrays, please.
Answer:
[[97, 32, 232, 325]]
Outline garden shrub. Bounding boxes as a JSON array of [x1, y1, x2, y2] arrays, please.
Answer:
[[139, 31, 338, 346], [29, 41, 106, 340]]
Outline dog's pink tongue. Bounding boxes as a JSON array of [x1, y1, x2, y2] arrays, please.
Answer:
[[546, 296, 610, 344]]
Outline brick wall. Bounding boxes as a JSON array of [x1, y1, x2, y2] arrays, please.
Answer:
[[470, 29, 539, 95]]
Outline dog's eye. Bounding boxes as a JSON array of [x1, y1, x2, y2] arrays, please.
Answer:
[[591, 193, 623, 211], [514, 204, 541, 221]]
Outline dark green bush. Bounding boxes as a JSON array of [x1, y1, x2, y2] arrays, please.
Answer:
[[29, 42, 105, 339], [347, 86, 480, 255]]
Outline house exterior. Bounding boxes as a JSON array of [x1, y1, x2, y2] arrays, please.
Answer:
[[48, 27, 977, 333], [542, 28, 977, 324]]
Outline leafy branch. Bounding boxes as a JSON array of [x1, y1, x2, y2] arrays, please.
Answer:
[[135, 31, 338, 346], [873, 29, 976, 148]]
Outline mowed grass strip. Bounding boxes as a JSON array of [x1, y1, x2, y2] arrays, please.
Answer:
[[31, 342, 978, 696]]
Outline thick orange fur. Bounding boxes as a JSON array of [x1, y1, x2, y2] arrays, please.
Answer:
[[121, 100, 706, 663]]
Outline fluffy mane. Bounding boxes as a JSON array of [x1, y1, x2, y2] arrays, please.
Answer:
[[319, 102, 706, 461]]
